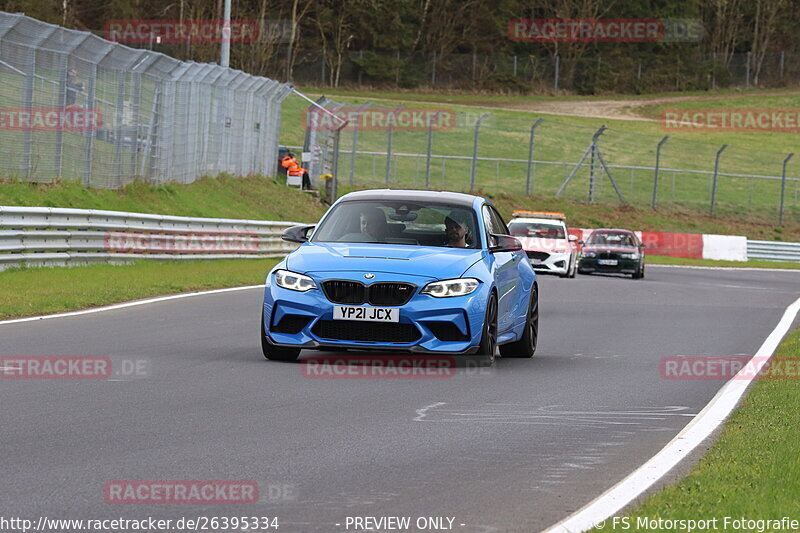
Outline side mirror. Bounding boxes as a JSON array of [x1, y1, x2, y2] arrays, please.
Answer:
[[640, 243, 647, 249], [282, 224, 315, 243], [489, 234, 522, 253], [568, 235, 578, 242]]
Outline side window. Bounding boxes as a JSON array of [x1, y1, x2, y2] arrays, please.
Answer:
[[482, 205, 495, 237], [488, 207, 509, 235]]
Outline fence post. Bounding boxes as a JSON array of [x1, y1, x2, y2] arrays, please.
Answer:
[[22, 47, 35, 180], [513, 55, 518, 77], [709, 144, 728, 216], [780, 51, 785, 79], [331, 127, 342, 202], [385, 107, 402, 186], [349, 102, 370, 186], [425, 110, 442, 188], [54, 54, 68, 178], [652, 136, 669, 209], [525, 118, 544, 195], [431, 51, 436, 86], [83, 63, 98, 187], [469, 113, 489, 191], [745, 51, 751, 88], [780, 152, 794, 225], [554, 55, 560, 91]]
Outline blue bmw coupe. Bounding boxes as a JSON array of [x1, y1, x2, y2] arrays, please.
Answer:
[[261, 190, 538, 364]]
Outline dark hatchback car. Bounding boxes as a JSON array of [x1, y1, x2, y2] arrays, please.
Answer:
[[577, 229, 646, 279]]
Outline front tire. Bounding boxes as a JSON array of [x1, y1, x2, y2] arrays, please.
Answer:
[[500, 283, 538, 358], [476, 292, 498, 365], [261, 311, 300, 361]]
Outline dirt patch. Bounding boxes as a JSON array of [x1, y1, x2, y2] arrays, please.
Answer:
[[478, 90, 800, 122]]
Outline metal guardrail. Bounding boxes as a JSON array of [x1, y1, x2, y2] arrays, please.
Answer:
[[0, 206, 300, 270], [747, 240, 800, 262]]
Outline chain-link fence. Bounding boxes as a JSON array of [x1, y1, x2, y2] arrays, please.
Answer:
[[296, 99, 799, 224], [0, 12, 293, 188], [289, 49, 800, 93]]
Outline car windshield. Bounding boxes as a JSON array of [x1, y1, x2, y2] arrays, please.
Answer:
[[508, 221, 565, 239], [311, 200, 480, 248], [587, 232, 636, 246]]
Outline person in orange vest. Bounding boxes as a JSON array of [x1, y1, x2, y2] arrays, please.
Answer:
[[281, 152, 311, 190]]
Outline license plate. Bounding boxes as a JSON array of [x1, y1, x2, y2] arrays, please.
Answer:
[[598, 259, 618, 266], [333, 305, 399, 322]]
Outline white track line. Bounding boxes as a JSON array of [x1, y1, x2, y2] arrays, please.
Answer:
[[0, 285, 263, 326], [542, 295, 800, 533], [649, 264, 800, 273]]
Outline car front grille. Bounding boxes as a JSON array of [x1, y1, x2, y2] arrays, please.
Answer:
[[425, 321, 470, 342], [597, 251, 620, 259], [322, 280, 365, 304], [527, 251, 550, 261], [272, 314, 312, 334], [322, 280, 416, 306], [312, 320, 421, 343]]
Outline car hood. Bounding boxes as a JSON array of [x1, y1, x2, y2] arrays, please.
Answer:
[[583, 245, 638, 254], [287, 242, 483, 280]]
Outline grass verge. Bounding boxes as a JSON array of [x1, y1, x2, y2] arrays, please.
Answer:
[[593, 324, 800, 531], [648, 255, 800, 270], [0, 259, 278, 320], [0, 174, 329, 223]]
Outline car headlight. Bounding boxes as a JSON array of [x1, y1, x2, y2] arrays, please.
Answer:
[[421, 278, 480, 298], [583, 251, 596, 258], [621, 253, 639, 259], [274, 269, 317, 292]]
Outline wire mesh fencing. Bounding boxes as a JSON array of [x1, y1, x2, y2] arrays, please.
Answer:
[[0, 12, 293, 189], [298, 98, 799, 225]]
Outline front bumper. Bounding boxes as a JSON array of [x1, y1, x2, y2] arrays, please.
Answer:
[[578, 257, 640, 274], [527, 251, 571, 275], [262, 272, 490, 354]]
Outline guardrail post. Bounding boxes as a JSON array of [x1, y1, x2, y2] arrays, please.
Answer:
[[525, 118, 544, 195], [385, 107, 403, 187], [652, 136, 669, 209], [780, 152, 794, 225], [709, 144, 728, 216], [469, 113, 489, 191]]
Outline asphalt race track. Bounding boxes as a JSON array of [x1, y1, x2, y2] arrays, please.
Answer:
[[1, 266, 799, 533]]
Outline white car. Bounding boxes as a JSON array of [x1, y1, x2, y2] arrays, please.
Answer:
[[508, 211, 578, 278]]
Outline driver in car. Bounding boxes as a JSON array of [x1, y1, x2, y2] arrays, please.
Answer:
[[360, 207, 388, 241], [444, 211, 470, 248]]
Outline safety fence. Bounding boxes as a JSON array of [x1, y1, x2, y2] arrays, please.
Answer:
[[291, 97, 800, 224], [0, 206, 299, 270], [0, 12, 293, 188]]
